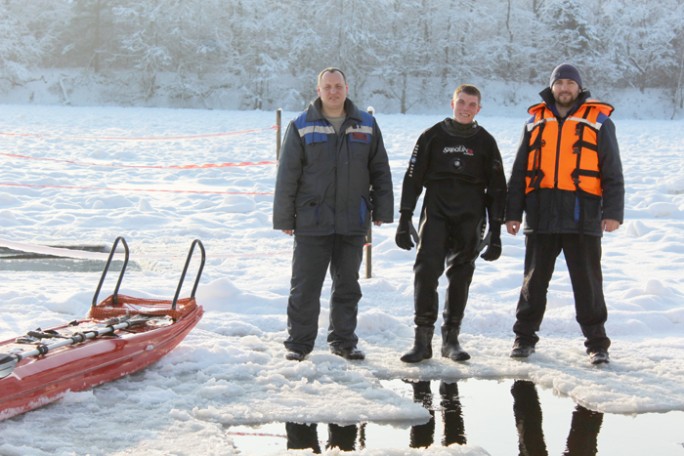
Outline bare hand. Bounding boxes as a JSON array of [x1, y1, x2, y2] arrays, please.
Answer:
[[506, 221, 521, 235], [602, 219, 620, 232], [282, 229, 294, 236]]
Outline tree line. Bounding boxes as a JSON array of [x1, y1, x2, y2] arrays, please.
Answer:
[[1, 0, 682, 115]]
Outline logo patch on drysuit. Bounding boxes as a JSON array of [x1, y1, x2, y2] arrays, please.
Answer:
[[443, 145, 474, 156]]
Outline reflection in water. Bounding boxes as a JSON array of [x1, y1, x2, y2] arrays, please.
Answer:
[[285, 422, 360, 453], [286, 422, 320, 453], [327, 423, 358, 451], [512, 380, 548, 455], [511, 380, 603, 456], [440, 381, 467, 447], [282, 379, 605, 454], [406, 380, 466, 449], [407, 380, 435, 448], [564, 404, 603, 455]]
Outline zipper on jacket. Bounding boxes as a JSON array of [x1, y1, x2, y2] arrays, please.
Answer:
[[554, 118, 564, 189]]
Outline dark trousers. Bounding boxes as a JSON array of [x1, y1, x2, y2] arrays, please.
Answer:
[[513, 233, 610, 351], [413, 212, 480, 329], [284, 234, 364, 354]]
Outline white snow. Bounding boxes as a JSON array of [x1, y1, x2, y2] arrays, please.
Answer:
[[0, 102, 683, 455]]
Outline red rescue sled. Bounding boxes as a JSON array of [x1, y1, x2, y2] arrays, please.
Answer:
[[0, 237, 205, 421]]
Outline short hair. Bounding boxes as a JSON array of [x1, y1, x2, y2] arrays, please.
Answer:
[[453, 84, 481, 103], [317, 67, 347, 86]]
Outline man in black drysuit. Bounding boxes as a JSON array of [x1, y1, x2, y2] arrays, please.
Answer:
[[396, 84, 506, 363]]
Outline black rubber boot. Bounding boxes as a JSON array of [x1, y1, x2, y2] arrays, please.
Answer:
[[400, 326, 434, 363], [441, 326, 470, 361]]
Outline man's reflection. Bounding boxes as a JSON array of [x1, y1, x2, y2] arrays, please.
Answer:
[[405, 379, 466, 449], [511, 380, 603, 456], [511, 380, 548, 456], [285, 421, 358, 453], [440, 381, 466, 446], [564, 404, 603, 455], [286, 422, 320, 453], [408, 380, 435, 448], [327, 423, 358, 451]]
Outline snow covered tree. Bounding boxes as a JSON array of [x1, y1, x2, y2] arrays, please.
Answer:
[[0, 1, 63, 90], [0, 0, 681, 116], [0, 12, 39, 90], [597, 0, 682, 93], [56, 0, 117, 72], [534, 0, 602, 76]]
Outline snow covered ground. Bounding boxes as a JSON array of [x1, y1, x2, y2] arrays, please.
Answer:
[[0, 103, 683, 455]]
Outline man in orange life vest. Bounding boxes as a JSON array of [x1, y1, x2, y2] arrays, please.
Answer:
[[505, 63, 624, 365]]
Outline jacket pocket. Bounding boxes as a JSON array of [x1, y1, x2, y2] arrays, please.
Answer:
[[579, 194, 602, 228], [359, 197, 372, 228], [295, 199, 321, 230], [296, 200, 336, 233]]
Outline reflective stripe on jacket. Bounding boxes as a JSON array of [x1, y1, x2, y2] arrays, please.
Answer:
[[296, 117, 374, 145], [525, 101, 614, 197]]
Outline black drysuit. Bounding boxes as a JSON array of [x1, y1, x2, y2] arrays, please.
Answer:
[[399, 119, 506, 329]]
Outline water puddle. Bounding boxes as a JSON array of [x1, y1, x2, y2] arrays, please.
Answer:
[[227, 378, 684, 455], [0, 245, 136, 272]]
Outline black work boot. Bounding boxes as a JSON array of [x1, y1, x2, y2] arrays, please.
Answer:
[[441, 326, 470, 361], [510, 338, 536, 358], [400, 326, 434, 363]]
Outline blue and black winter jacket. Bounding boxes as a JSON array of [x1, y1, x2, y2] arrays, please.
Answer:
[[273, 98, 394, 236]]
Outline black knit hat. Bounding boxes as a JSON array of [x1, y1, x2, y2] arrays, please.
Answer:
[[549, 63, 582, 89]]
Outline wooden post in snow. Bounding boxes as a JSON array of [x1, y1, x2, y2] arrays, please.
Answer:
[[276, 108, 282, 161], [364, 106, 375, 279]]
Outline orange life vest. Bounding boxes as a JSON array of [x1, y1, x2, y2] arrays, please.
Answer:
[[525, 101, 614, 196]]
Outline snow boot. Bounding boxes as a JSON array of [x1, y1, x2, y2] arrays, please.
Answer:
[[400, 326, 433, 363], [330, 345, 365, 361], [510, 338, 535, 358], [441, 326, 470, 361], [588, 348, 609, 365], [285, 349, 306, 361]]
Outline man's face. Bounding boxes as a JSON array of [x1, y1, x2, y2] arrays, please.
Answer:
[[551, 79, 581, 108], [451, 91, 481, 125], [317, 71, 348, 112]]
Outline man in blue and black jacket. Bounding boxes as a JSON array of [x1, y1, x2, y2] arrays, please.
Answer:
[[274, 67, 393, 362]]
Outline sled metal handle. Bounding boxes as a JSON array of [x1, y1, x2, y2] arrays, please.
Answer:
[[92, 237, 129, 307], [172, 239, 206, 310]]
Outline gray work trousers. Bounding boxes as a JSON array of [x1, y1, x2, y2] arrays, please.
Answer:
[[284, 234, 365, 354]]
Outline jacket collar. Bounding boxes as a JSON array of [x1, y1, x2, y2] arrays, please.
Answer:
[[538, 87, 591, 118], [307, 98, 362, 123]]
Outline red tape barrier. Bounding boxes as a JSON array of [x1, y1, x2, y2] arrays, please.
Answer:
[[0, 152, 275, 169], [0, 126, 277, 141], [0, 182, 273, 196], [0, 124, 278, 194]]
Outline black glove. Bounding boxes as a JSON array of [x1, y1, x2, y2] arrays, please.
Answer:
[[395, 211, 419, 250], [480, 224, 502, 261]]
